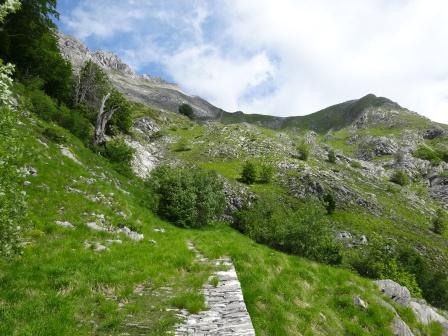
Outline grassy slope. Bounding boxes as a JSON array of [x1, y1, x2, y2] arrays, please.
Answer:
[[160, 110, 448, 268], [1, 110, 441, 335]]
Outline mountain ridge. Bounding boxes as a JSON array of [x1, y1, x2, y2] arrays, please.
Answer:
[[57, 32, 444, 133]]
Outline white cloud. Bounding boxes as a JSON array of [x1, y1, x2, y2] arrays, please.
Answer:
[[62, 0, 448, 123]]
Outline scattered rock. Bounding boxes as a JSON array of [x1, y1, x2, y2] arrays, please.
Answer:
[[55, 221, 75, 229], [106, 239, 122, 244], [23, 181, 32, 186], [359, 235, 368, 245], [353, 296, 368, 309], [338, 231, 352, 240], [153, 228, 165, 233], [60, 145, 82, 165], [84, 241, 108, 252], [118, 226, 144, 241], [86, 222, 108, 232]]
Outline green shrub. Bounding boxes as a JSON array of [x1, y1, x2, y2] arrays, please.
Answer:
[[414, 146, 442, 165], [58, 104, 93, 145], [350, 160, 362, 169], [108, 92, 132, 134], [29, 89, 58, 121], [179, 103, 194, 119], [350, 236, 422, 297], [432, 209, 447, 235], [324, 193, 336, 214], [173, 139, 192, 152], [102, 138, 135, 176], [390, 170, 410, 186], [149, 166, 225, 228], [296, 141, 310, 161], [328, 149, 336, 163], [42, 126, 66, 144], [241, 161, 257, 184], [236, 196, 342, 264], [259, 163, 274, 184], [397, 247, 448, 310], [0, 107, 26, 256]]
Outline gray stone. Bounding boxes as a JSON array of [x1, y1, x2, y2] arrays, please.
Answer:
[[353, 296, 368, 309], [409, 300, 448, 326], [86, 221, 108, 232], [55, 221, 75, 229], [118, 226, 144, 241], [391, 315, 414, 336], [375, 279, 411, 306]]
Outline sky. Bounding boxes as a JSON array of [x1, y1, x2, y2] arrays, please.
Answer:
[[57, 0, 448, 123]]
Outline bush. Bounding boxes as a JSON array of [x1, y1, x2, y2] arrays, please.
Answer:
[[179, 103, 194, 119], [390, 170, 410, 186], [42, 126, 66, 144], [414, 146, 442, 165], [149, 166, 225, 228], [324, 193, 336, 214], [432, 209, 447, 235], [29, 89, 58, 121], [58, 104, 93, 145], [241, 161, 257, 184], [108, 92, 132, 134], [0, 107, 26, 256], [296, 141, 310, 161], [173, 139, 192, 152], [102, 138, 135, 176], [328, 149, 336, 163], [259, 163, 274, 184], [349, 235, 422, 297], [235, 196, 342, 264]]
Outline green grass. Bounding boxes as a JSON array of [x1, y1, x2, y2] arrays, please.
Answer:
[[2, 102, 447, 335]]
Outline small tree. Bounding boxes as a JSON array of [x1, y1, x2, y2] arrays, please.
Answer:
[[390, 170, 410, 186], [259, 163, 274, 184], [328, 149, 336, 163], [149, 166, 225, 228], [179, 103, 194, 119], [241, 161, 257, 184], [324, 193, 336, 215], [432, 209, 447, 235], [297, 141, 310, 161]]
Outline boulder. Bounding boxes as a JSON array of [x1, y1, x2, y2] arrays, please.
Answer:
[[375, 280, 411, 306]]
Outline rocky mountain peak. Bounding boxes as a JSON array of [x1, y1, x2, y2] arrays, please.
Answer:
[[91, 50, 135, 76]]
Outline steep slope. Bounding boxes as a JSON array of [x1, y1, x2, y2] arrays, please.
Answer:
[[2, 105, 440, 335]]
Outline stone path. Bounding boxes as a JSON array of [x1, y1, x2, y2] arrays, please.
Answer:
[[175, 242, 255, 336]]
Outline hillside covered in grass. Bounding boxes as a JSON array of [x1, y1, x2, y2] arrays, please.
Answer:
[[1, 1, 448, 335]]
